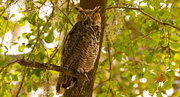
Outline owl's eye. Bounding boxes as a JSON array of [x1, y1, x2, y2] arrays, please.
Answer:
[[81, 15, 85, 18], [92, 15, 95, 18]]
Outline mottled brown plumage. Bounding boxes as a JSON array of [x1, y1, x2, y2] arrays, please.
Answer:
[[56, 6, 101, 95]]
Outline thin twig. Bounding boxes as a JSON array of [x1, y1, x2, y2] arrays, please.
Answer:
[[93, 79, 110, 91], [163, 0, 174, 22], [106, 33, 111, 81], [106, 32, 112, 94], [0, 0, 15, 16], [0, 60, 19, 73], [38, 0, 47, 9], [56, 7, 73, 26], [47, 46, 60, 63], [106, 6, 180, 30], [16, 66, 27, 97]]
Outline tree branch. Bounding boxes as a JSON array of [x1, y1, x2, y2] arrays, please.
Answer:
[[18, 58, 85, 80], [106, 6, 180, 30]]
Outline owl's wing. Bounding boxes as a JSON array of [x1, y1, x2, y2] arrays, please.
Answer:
[[56, 22, 83, 94], [61, 21, 83, 67]]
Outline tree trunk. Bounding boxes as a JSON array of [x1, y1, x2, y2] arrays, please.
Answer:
[[64, 0, 106, 97]]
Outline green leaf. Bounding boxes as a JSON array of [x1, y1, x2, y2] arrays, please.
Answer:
[[141, 50, 150, 56], [22, 32, 27, 39], [21, 92, 27, 97], [38, 51, 45, 61], [18, 43, 26, 52], [10, 84, 15, 91], [27, 12, 38, 25], [122, 70, 129, 77], [34, 69, 41, 77], [163, 76, 174, 89], [147, 83, 156, 93], [122, 30, 132, 35], [10, 14, 15, 18], [5, 90, 11, 97], [170, 34, 179, 41], [172, 7, 177, 16], [114, 54, 122, 62], [160, 39, 168, 47], [151, 21, 159, 29], [141, 27, 146, 35], [169, 42, 179, 52], [114, 40, 125, 52], [18, 17, 26, 26], [44, 31, 54, 43], [37, 18, 45, 27], [159, 10, 164, 16], [167, 19, 174, 25], [33, 85, 38, 91], [174, 53, 180, 61], [0, 48, 3, 53], [27, 82, 32, 93], [125, 45, 133, 56], [148, 39, 158, 47], [157, 86, 162, 97], [152, 55, 160, 63], [163, 81, 172, 89]]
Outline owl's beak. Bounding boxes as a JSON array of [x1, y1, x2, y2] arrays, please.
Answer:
[[85, 18, 91, 26]]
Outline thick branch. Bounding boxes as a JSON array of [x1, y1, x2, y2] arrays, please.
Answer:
[[18, 58, 85, 80], [106, 6, 180, 30]]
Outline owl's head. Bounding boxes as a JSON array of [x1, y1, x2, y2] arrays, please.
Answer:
[[75, 6, 101, 27]]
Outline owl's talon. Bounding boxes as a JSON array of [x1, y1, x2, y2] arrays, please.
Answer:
[[83, 73, 90, 82]]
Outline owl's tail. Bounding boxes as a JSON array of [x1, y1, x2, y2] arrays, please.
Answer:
[[56, 73, 64, 95], [56, 73, 76, 95]]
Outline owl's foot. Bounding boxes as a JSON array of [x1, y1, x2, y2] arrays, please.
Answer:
[[77, 67, 90, 82]]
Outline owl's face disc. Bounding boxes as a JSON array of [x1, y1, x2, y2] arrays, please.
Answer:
[[75, 6, 101, 27]]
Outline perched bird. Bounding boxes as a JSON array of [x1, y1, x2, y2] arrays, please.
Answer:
[[56, 6, 101, 95]]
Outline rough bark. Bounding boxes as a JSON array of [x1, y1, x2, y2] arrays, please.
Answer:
[[64, 0, 106, 97]]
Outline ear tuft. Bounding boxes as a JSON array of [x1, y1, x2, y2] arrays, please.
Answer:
[[93, 6, 101, 13], [75, 7, 78, 10], [75, 7, 83, 12]]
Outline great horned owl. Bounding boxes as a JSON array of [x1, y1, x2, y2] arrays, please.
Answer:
[[56, 6, 101, 94]]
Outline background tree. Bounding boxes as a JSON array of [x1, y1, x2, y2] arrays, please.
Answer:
[[0, 0, 180, 97]]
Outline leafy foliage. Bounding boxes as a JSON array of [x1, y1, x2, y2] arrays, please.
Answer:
[[0, 0, 180, 97]]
